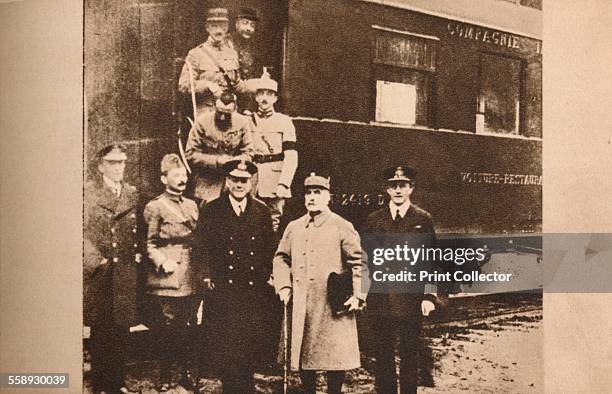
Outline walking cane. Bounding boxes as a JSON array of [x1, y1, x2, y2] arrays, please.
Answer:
[[283, 302, 289, 394]]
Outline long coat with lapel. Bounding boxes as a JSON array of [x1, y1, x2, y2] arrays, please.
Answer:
[[364, 204, 437, 319], [273, 209, 369, 371], [193, 193, 276, 370], [83, 179, 142, 328]]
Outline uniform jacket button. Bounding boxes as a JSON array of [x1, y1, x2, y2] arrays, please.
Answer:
[[249, 281, 253, 286], [249, 251, 254, 256], [229, 265, 234, 270], [112, 242, 117, 247], [228, 279, 233, 284], [132, 228, 137, 233], [250, 266, 254, 270], [133, 243, 137, 247], [230, 236, 233, 240], [111, 228, 116, 234], [112, 257, 119, 263], [251, 236, 255, 240], [229, 250, 234, 255]]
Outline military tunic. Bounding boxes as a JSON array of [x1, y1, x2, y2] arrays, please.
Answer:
[[250, 111, 298, 198], [185, 111, 253, 202], [273, 209, 369, 371], [193, 194, 276, 373], [143, 192, 198, 297], [178, 38, 247, 115], [250, 111, 298, 231]]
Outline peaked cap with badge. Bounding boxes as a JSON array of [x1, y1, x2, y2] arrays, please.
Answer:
[[384, 165, 416, 183]]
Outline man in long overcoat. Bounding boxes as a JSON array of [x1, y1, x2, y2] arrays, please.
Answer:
[[193, 159, 276, 393], [364, 165, 444, 394], [273, 173, 369, 394], [83, 143, 142, 393]]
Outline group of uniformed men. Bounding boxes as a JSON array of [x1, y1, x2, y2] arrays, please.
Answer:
[[84, 6, 445, 394]]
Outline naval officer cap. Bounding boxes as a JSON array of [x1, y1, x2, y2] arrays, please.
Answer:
[[206, 8, 229, 22], [384, 165, 416, 183], [97, 143, 127, 162], [223, 159, 258, 178], [238, 7, 259, 21], [304, 172, 331, 190]]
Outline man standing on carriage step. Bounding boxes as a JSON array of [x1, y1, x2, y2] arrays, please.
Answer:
[[178, 8, 252, 115], [185, 91, 253, 205], [249, 73, 298, 233]]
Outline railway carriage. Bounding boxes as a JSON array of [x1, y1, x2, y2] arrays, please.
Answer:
[[85, 0, 542, 295]]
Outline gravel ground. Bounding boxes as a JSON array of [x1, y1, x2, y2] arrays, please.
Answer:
[[84, 305, 542, 393]]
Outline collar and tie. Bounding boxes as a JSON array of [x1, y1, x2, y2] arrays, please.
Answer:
[[394, 209, 401, 223], [229, 195, 247, 217]]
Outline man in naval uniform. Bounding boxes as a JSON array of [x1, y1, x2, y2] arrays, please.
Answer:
[[193, 160, 276, 393], [249, 74, 298, 233], [83, 143, 142, 393], [185, 91, 253, 204], [178, 8, 251, 116], [364, 165, 444, 394], [143, 154, 199, 392]]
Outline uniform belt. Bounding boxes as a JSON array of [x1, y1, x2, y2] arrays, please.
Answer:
[[253, 153, 284, 164]]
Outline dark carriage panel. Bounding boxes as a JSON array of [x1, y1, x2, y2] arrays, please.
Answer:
[[287, 119, 541, 234]]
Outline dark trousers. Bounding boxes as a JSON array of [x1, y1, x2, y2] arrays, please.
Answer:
[[372, 316, 423, 394], [90, 324, 128, 393], [300, 370, 345, 394], [145, 295, 197, 384]]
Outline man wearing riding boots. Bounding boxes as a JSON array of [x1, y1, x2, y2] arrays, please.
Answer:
[[143, 154, 199, 392], [249, 73, 298, 233]]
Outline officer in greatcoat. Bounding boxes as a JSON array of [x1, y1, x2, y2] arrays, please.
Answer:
[[249, 74, 298, 232], [273, 173, 370, 394], [83, 143, 142, 393], [185, 91, 253, 204], [143, 154, 199, 392], [364, 165, 446, 394], [193, 160, 276, 393]]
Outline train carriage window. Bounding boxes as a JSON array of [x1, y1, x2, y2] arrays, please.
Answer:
[[477, 53, 523, 135], [371, 26, 437, 127]]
